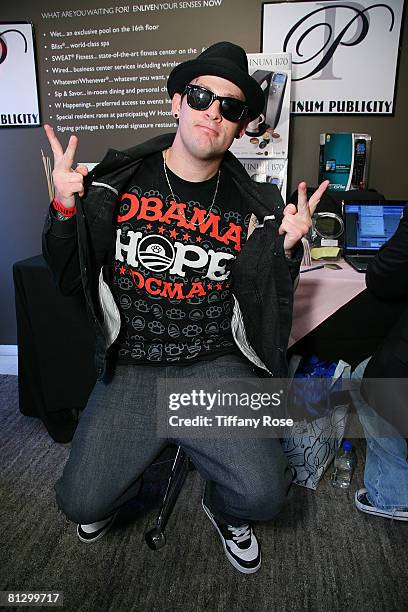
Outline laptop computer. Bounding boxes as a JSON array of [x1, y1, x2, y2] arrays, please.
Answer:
[[343, 200, 406, 272]]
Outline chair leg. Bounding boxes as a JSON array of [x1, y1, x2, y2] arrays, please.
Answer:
[[145, 446, 189, 550]]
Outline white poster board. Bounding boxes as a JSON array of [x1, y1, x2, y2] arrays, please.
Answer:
[[230, 52, 291, 159], [262, 1, 404, 114], [0, 22, 40, 127]]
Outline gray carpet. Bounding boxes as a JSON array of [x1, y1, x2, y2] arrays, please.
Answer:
[[1, 374, 407, 612]]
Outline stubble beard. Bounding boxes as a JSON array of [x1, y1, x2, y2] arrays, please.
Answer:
[[183, 127, 230, 163]]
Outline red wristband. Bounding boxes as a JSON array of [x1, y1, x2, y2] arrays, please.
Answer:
[[52, 198, 76, 217]]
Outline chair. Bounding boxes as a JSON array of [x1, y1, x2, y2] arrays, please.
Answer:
[[145, 446, 190, 549]]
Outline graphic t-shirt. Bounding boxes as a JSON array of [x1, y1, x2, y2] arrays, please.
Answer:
[[111, 151, 251, 364]]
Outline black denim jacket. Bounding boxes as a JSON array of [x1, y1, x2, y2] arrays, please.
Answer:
[[42, 133, 302, 380]]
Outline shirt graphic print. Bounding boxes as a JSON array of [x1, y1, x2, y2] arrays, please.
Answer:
[[111, 152, 250, 364]]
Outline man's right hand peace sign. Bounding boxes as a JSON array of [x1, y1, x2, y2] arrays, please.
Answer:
[[44, 124, 89, 209]]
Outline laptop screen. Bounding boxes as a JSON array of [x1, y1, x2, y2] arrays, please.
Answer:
[[344, 201, 406, 253]]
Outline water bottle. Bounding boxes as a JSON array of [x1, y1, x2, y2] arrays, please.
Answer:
[[331, 440, 356, 489]]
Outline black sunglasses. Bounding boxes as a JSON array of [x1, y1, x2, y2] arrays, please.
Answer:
[[183, 84, 249, 122]]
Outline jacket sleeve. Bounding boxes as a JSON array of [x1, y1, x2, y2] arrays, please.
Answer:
[[286, 240, 303, 283], [42, 205, 82, 296], [366, 205, 408, 300]]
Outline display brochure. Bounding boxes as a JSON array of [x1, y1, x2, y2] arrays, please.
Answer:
[[230, 52, 291, 159], [239, 158, 288, 203]]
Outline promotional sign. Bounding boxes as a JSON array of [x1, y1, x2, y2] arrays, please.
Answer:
[[262, 1, 404, 114], [0, 22, 40, 127], [36, 0, 245, 141], [239, 158, 288, 202], [230, 52, 291, 158]]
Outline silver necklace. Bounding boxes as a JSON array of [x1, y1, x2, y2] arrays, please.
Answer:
[[163, 150, 221, 227]]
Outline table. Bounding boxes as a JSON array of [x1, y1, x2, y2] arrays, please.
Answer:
[[290, 261, 367, 348], [13, 255, 96, 442], [289, 261, 405, 367]]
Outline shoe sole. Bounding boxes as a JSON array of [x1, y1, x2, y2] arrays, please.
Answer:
[[202, 500, 261, 574], [76, 512, 117, 544], [355, 493, 408, 521]]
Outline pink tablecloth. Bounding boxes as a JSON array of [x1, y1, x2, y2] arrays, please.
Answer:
[[289, 260, 366, 347]]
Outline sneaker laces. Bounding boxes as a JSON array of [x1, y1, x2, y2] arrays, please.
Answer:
[[227, 524, 251, 544]]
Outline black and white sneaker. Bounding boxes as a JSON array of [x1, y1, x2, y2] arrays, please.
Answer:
[[77, 512, 118, 543], [355, 488, 408, 521], [202, 500, 261, 574]]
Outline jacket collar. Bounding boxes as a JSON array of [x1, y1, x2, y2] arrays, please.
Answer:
[[86, 131, 283, 220]]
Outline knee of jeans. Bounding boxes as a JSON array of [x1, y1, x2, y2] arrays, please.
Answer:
[[240, 469, 291, 521], [54, 479, 111, 525]]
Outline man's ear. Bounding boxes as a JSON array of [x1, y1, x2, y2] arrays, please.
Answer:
[[171, 93, 182, 118], [235, 119, 249, 139]]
